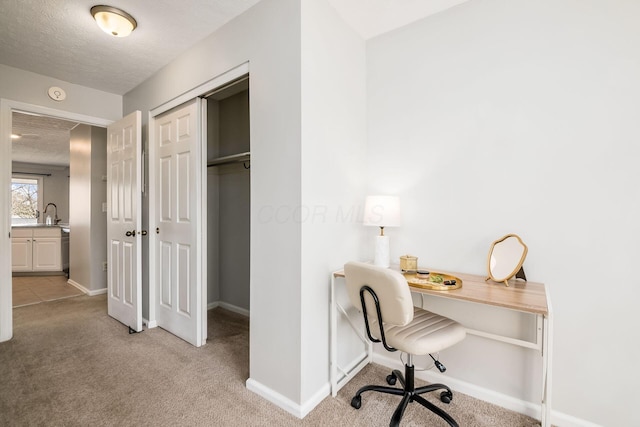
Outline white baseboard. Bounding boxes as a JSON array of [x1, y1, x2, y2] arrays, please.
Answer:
[[301, 383, 331, 418], [207, 300, 249, 317], [551, 412, 604, 427], [246, 378, 329, 419], [246, 378, 302, 418], [373, 352, 538, 418], [372, 353, 599, 427], [248, 367, 601, 427], [67, 279, 106, 296]]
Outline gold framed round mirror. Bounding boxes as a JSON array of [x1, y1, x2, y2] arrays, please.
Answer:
[[486, 234, 528, 287]]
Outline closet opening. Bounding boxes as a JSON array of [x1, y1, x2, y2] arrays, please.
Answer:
[[205, 76, 250, 330]]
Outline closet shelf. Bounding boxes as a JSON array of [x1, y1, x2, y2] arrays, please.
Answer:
[[207, 152, 250, 167]]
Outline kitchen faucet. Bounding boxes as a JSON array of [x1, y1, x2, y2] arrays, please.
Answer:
[[44, 203, 59, 225]]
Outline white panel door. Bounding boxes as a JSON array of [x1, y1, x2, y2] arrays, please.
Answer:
[[152, 98, 204, 346], [107, 111, 142, 333]]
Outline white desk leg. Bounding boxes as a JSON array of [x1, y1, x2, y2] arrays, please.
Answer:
[[330, 273, 337, 397], [541, 283, 554, 427], [541, 311, 553, 427], [330, 273, 372, 396]]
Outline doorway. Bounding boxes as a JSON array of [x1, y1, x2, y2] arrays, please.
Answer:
[[205, 77, 251, 317], [147, 78, 251, 346], [0, 99, 112, 341], [146, 63, 250, 348], [10, 112, 76, 307]]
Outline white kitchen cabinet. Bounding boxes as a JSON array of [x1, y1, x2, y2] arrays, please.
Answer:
[[11, 237, 32, 271], [33, 238, 61, 271], [11, 227, 62, 272]]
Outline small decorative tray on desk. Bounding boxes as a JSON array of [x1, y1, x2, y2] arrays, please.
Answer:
[[403, 271, 462, 291]]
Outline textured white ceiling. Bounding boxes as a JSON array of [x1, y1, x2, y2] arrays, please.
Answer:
[[0, 0, 263, 95], [12, 112, 77, 167], [3, 0, 468, 167]]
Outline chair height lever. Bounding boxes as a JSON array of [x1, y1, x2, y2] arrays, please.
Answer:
[[430, 354, 446, 373]]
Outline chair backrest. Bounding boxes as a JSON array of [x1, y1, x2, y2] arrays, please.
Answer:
[[344, 261, 414, 327]]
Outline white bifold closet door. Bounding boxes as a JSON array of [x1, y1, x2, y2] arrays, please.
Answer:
[[151, 98, 206, 347]]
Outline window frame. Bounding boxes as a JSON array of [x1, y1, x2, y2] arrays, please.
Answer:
[[11, 174, 44, 225]]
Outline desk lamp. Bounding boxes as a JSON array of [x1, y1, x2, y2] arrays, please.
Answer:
[[363, 195, 401, 268]]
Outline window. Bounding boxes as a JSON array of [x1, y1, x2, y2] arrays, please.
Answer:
[[11, 175, 43, 225]]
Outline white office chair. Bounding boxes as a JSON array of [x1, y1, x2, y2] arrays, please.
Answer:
[[344, 261, 466, 427]]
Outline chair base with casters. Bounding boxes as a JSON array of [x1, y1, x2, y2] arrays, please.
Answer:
[[350, 354, 459, 427], [343, 261, 466, 427]]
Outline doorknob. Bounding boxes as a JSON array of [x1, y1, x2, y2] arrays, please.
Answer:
[[139, 230, 148, 236], [125, 230, 136, 237]]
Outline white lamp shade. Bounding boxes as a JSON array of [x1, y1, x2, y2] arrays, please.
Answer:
[[363, 195, 401, 227]]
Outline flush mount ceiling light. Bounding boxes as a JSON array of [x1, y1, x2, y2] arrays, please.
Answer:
[[91, 5, 137, 37]]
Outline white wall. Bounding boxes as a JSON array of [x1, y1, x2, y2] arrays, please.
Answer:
[[366, 0, 640, 425], [125, 0, 369, 414], [69, 125, 107, 293], [90, 128, 107, 291], [300, 0, 368, 405], [0, 66, 121, 342], [124, 0, 306, 409], [217, 165, 250, 309], [0, 64, 121, 121]]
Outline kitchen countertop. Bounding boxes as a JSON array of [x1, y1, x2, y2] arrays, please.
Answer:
[[12, 224, 70, 230]]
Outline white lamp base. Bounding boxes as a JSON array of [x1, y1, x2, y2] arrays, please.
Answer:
[[373, 235, 390, 268]]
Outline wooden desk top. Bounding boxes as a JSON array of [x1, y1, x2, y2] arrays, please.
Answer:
[[333, 266, 548, 316]]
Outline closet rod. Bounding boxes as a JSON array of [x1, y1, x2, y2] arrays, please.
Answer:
[[202, 75, 249, 100], [13, 171, 52, 177], [207, 152, 250, 168]]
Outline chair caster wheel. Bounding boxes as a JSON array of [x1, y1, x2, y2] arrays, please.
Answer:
[[440, 391, 453, 404], [386, 374, 397, 385], [351, 395, 362, 409]]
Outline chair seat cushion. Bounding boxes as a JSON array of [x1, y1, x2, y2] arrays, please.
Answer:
[[369, 307, 466, 355]]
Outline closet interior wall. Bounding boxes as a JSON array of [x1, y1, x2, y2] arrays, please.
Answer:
[[206, 85, 250, 314]]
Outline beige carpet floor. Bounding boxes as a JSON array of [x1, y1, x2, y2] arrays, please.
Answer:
[[0, 295, 541, 426]]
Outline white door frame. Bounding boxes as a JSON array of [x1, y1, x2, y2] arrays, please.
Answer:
[[0, 98, 112, 342], [147, 62, 249, 343]]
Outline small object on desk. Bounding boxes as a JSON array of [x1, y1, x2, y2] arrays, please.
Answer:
[[429, 274, 444, 283], [403, 271, 462, 291], [399, 254, 418, 272]]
